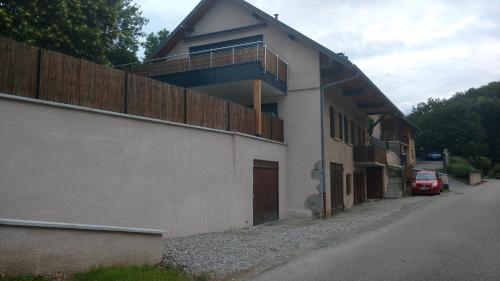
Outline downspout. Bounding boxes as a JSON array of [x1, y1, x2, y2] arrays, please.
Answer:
[[319, 70, 360, 217]]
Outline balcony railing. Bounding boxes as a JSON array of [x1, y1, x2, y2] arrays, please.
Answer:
[[116, 41, 288, 84], [382, 131, 409, 145], [354, 145, 387, 165]]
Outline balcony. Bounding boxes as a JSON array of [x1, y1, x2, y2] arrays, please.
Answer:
[[116, 42, 288, 92], [354, 145, 387, 166]]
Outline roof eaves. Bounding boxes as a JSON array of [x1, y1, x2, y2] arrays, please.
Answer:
[[353, 65, 404, 117], [154, 0, 214, 58]]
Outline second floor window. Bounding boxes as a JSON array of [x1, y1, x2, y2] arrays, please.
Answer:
[[330, 107, 336, 139], [339, 113, 344, 141], [344, 116, 349, 144]]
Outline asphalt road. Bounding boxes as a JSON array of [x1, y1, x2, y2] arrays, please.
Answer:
[[247, 178, 500, 281]]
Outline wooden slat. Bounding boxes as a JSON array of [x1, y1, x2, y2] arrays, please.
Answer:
[[229, 102, 255, 136], [261, 113, 272, 139], [0, 37, 38, 98], [39, 49, 125, 113], [265, 49, 278, 77], [126, 74, 184, 122], [186, 89, 227, 130], [271, 117, 284, 142]]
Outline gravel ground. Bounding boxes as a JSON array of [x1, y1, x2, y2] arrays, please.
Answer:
[[161, 196, 429, 278]]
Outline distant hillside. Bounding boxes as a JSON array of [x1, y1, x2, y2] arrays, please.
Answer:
[[407, 81, 500, 163]]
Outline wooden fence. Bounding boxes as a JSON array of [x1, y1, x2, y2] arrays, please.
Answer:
[[0, 37, 284, 142]]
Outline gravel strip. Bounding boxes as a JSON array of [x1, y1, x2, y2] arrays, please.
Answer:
[[162, 197, 427, 277]]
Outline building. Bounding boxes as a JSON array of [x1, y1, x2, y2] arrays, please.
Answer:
[[370, 114, 419, 197], [123, 0, 406, 217], [0, 0, 415, 274]]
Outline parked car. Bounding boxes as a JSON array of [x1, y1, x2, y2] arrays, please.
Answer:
[[412, 170, 442, 195], [427, 151, 442, 160]]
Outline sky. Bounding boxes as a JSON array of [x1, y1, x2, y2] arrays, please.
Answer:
[[135, 0, 500, 114]]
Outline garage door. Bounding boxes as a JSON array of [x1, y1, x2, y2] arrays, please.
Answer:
[[354, 173, 365, 205], [330, 163, 344, 215], [366, 167, 384, 199], [253, 160, 279, 226]]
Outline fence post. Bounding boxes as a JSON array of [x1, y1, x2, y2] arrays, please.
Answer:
[[124, 72, 128, 114], [270, 117, 274, 140], [276, 53, 279, 81], [35, 48, 43, 99], [227, 101, 231, 131], [232, 48, 235, 64], [183, 88, 187, 124], [264, 45, 267, 74]]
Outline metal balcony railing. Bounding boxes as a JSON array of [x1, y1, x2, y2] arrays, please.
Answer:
[[115, 41, 288, 84]]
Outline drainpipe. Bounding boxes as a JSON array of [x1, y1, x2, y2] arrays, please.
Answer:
[[319, 70, 360, 217]]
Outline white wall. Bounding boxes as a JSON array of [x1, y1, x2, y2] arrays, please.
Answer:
[[165, 0, 323, 216], [0, 96, 288, 237]]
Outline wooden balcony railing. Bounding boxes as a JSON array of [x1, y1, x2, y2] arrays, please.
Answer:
[[353, 145, 387, 165], [382, 131, 410, 145], [116, 42, 288, 85]]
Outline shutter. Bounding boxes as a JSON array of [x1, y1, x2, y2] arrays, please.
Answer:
[[330, 107, 335, 138]]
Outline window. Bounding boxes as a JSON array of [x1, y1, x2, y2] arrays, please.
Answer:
[[330, 107, 336, 138], [358, 127, 362, 146], [189, 35, 263, 54], [416, 172, 437, 180], [344, 116, 349, 144], [351, 121, 355, 145], [339, 113, 344, 141], [346, 174, 352, 195], [262, 103, 278, 117]]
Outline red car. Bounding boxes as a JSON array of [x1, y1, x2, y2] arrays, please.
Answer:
[[412, 170, 442, 195]]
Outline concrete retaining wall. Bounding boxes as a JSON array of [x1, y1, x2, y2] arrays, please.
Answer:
[[0, 94, 288, 238], [469, 171, 482, 185], [0, 219, 163, 275]]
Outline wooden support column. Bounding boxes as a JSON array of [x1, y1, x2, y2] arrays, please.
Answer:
[[253, 79, 262, 136]]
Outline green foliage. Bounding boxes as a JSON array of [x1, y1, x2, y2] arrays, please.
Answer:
[[408, 81, 500, 162], [0, 274, 52, 281], [0, 0, 148, 65], [142, 28, 170, 61], [1, 266, 208, 281], [470, 156, 492, 175], [448, 163, 474, 178], [492, 163, 500, 179], [447, 156, 474, 178], [71, 265, 205, 281]]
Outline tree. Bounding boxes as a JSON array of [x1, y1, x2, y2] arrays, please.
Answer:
[[108, 0, 149, 66], [142, 28, 169, 61], [408, 81, 500, 162], [0, 0, 148, 65]]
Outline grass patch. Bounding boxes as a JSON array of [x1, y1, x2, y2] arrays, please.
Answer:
[[72, 265, 207, 281], [0, 275, 52, 281], [1, 266, 210, 281]]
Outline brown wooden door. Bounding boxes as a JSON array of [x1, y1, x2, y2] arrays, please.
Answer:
[[330, 163, 344, 215], [366, 167, 384, 199], [253, 160, 279, 226], [354, 173, 365, 205]]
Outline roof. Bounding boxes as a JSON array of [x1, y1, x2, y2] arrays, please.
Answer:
[[155, 0, 404, 116], [155, 0, 353, 69]]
